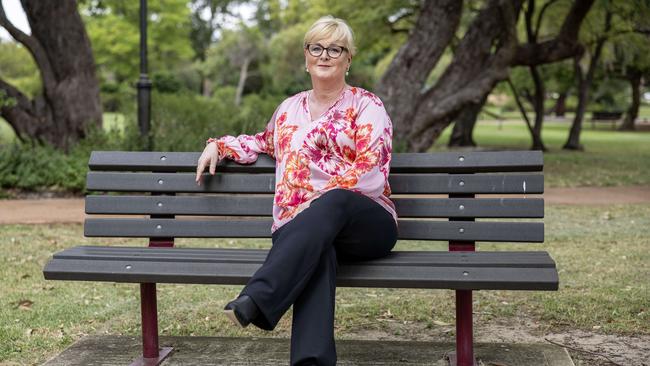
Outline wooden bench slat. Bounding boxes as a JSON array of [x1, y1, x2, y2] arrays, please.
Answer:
[[89, 151, 543, 173], [83, 218, 543, 242], [53, 246, 557, 268], [43, 247, 557, 290], [86, 172, 544, 194], [86, 195, 544, 218]]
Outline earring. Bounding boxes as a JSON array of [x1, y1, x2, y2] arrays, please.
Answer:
[[305, 66, 309, 73], [346, 68, 349, 76]]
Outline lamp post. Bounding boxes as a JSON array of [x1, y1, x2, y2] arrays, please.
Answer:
[[137, 0, 152, 150]]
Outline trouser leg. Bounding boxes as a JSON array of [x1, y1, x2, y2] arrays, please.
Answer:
[[239, 188, 398, 365], [289, 245, 338, 366], [240, 189, 353, 331], [289, 194, 398, 366]]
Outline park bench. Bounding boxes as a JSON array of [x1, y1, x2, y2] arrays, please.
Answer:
[[43, 150, 557, 366], [591, 110, 623, 129]]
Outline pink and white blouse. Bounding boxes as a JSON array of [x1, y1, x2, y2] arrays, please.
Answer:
[[214, 86, 398, 234]]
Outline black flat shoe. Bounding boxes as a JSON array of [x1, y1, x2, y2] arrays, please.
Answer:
[[223, 295, 260, 328]]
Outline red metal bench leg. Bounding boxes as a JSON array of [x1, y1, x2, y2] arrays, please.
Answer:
[[447, 289, 477, 366], [130, 283, 173, 366], [448, 223, 477, 365]]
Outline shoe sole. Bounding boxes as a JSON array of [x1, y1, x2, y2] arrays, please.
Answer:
[[223, 309, 245, 328]]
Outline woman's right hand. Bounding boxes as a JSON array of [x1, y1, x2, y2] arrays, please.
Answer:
[[195, 141, 220, 185]]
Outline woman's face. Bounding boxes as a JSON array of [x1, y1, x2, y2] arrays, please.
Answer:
[[304, 37, 351, 83]]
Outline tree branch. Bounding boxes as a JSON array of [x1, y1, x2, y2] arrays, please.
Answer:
[[376, 0, 463, 139], [0, 77, 34, 113], [534, 0, 560, 38], [0, 3, 56, 94], [0, 76, 38, 141], [512, 0, 595, 65], [507, 77, 535, 135]]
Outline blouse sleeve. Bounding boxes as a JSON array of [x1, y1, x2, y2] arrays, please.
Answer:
[[212, 108, 278, 164], [324, 100, 393, 198]]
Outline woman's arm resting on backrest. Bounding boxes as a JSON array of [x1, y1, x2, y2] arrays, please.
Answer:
[[211, 109, 277, 164]]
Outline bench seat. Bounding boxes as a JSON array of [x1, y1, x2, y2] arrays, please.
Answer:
[[44, 246, 558, 291]]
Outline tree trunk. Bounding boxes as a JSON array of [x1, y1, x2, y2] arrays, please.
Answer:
[[523, 0, 548, 151], [375, 0, 463, 152], [507, 78, 545, 151], [552, 91, 567, 117], [0, 0, 102, 151], [619, 68, 641, 131], [375, 0, 594, 152], [529, 65, 546, 150], [402, 0, 522, 152], [235, 57, 250, 107], [564, 10, 611, 151], [200, 76, 213, 97], [448, 94, 487, 147], [564, 56, 588, 150]]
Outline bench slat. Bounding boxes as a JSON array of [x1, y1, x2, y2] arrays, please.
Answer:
[[52, 246, 557, 268], [44, 246, 557, 290], [89, 151, 543, 173], [86, 172, 544, 194], [86, 195, 544, 218], [84, 218, 543, 242]]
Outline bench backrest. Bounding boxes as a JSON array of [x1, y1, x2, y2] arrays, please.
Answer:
[[84, 151, 543, 245]]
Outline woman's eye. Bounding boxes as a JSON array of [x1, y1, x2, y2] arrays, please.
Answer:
[[311, 46, 322, 52]]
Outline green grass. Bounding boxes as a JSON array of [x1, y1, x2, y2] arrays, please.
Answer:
[[0, 116, 16, 144], [1, 204, 649, 364], [102, 112, 126, 133], [0, 114, 125, 145], [432, 119, 650, 187]]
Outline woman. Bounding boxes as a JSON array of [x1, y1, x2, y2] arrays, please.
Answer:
[[195, 15, 398, 366]]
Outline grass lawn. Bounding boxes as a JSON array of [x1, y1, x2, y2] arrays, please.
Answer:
[[432, 119, 650, 187], [0, 114, 124, 145], [1, 204, 649, 364], [0, 116, 16, 144]]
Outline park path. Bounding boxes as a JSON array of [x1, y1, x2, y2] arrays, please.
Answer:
[[1, 186, 649, 225]]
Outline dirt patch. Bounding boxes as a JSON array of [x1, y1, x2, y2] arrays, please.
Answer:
[[544, 186, 650, 205], [340, 317, 650, 366]]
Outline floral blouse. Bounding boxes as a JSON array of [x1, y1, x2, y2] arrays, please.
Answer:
[[213, 86, 398, 234]]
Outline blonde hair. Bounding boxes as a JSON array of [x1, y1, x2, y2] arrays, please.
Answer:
[[304, 16, 356, 57]]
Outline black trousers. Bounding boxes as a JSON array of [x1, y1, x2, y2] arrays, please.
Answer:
[[239, 188, 398, 366]]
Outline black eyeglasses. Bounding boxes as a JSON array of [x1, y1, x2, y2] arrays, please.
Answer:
[[305, 43, 348, 59]]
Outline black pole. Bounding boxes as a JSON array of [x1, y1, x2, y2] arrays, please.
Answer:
[[137, 0, 152, 150]]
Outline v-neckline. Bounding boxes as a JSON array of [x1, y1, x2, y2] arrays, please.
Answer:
[[306, 87, 349, 123]]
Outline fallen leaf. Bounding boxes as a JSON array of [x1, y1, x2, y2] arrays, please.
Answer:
[[15, 299, 34, 310], [433, 320, 451, 326], [379, 309, 394, 318]]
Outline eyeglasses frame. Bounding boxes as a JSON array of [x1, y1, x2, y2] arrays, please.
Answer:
[[305, 43, 349, 59]]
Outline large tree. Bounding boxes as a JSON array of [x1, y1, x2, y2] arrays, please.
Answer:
[[563, 3, 612, 150], [0, 0, 102, 151], [375, 0, 595, 152]]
